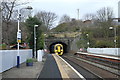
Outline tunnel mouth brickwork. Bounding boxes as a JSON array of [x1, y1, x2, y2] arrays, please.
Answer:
[[49, 41, 68, 54]]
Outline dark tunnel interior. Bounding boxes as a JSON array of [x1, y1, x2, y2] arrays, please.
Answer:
[[49, 41, 68, 54]]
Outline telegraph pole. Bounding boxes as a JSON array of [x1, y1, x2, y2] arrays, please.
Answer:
[[0, 1, 2, 45], [77, 9, 80, 20]]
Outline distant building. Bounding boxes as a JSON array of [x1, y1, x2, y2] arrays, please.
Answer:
[[112, 18, 120, 25], [83, 20, 92, 24]]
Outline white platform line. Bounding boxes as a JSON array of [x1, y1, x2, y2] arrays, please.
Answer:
[[57, 55, 86, 80]]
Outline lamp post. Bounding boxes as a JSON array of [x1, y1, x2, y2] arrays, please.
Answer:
[[86, 34, 89, 48], [109, 26, 117, 55], [34, 25, 38, 58], [109, 27, 117, 48], [17, 6, 32, 68], [0, 5, 2, 45]]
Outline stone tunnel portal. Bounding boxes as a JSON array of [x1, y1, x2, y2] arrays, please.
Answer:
[[49, 41, 68, 54]]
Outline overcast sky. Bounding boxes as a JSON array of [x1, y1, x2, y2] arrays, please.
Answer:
[[22, 0, 119, 20]]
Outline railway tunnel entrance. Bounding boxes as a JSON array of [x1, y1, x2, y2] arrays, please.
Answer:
[[49, 41, 68, 55]]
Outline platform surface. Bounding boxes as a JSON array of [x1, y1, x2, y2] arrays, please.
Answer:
[[37, 54, 62, 79]]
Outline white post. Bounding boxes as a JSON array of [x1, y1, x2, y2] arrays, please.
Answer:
[[37, 50, 42, 61], [17, 9, 20, 68]]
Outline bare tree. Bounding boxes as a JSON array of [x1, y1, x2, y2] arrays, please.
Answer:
[[2, 0, 17, 22], [59, 14, 71, 24], [96, 7, 114, 38], [96, 7, 114, 22], [35, 11, 57, 30], [11, 9, 32, 22], [1, 0, 29, 49], [2, 0, 17, 48]]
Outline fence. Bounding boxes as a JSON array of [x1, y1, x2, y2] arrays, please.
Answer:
[[87, 48, 120, 56], [0, 49, 32, 73]]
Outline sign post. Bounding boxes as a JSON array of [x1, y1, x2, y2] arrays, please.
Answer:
[[16, 6, 32, 68], [17, 30, 21, 68]]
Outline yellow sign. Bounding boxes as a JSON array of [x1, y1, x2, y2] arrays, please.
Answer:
[[17, 39, 21, 43]]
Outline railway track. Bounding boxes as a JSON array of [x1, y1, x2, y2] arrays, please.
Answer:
[[75, 54, 120, 70], [62, 54, 119, 79], [75, 53, 120, 75], [75, 53, 120, 71], [62, 56, 102, 80]]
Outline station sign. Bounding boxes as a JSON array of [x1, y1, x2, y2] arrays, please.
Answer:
[[17, 32, 21, 39], [17, 39, 21, 43], [17, 32, 21, 43]]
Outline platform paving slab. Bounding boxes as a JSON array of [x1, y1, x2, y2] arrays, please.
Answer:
[[2, 61, 44, 79]]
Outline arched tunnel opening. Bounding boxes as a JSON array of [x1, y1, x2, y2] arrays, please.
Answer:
[[49, 41, 68, 55]]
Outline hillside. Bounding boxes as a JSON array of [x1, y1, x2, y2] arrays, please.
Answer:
[[51, 20, 120, 48], [51, 20, 85, 32]]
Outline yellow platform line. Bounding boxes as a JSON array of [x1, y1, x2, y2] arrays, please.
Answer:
[[52, 54, 69, 78]]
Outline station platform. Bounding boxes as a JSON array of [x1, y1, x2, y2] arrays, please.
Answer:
[[2, 53, 119, 79], [76, 52, 120, 60], [37, 54, 84, 79], [2, 54, 84, 79]]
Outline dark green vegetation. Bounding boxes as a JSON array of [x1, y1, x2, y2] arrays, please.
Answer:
[[26, 58, 33, 63], [25, 17, 44, 50], [26, 58, 33, 66], [0, 44, 7, 50]]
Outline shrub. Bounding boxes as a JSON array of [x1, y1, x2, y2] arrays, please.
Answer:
[[0, 44, 7, 50], [95, 40, 114, 48], [117, 36, 120, 48], [26, 58, 33, 63]]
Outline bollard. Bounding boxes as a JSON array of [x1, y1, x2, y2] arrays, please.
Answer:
[[37, 50, 42, 61]]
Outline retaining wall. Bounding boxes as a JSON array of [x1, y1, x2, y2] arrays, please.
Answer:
[[87, 48, 120, 56], [0, 49, 32, 73]]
